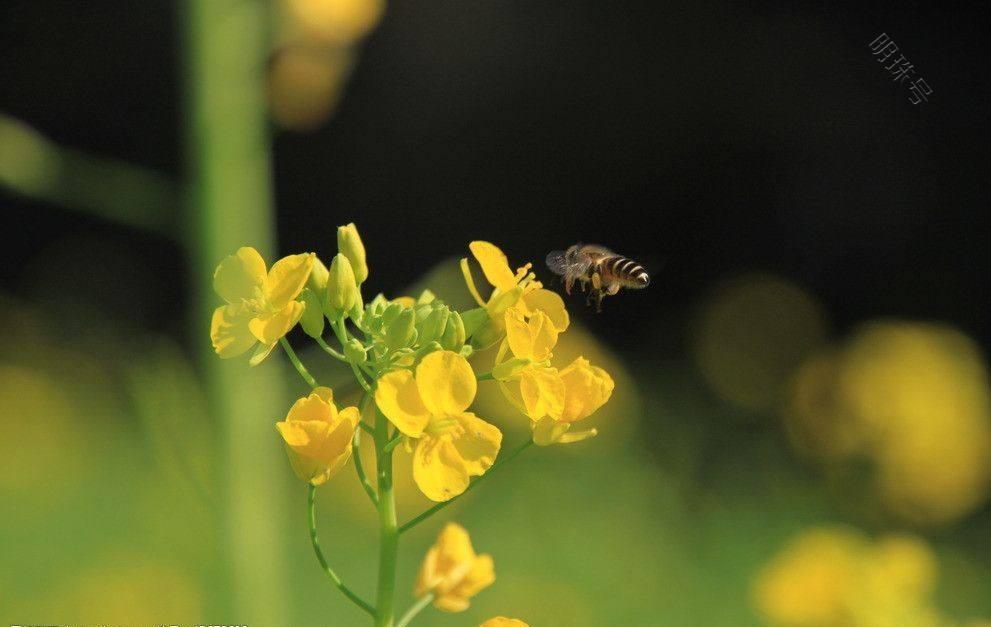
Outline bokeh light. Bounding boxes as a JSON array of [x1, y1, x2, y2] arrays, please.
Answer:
[[692, 274, 829, 413], [786, 321, 991, 526]]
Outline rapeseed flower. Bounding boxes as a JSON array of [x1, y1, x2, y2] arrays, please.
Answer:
[[276, 387, 359, 485], [210, 247, 314, 365], [480, 619, 529, 627], [414, 523, 495, 612], [496, 307, 613, 445], [375, 351, 502, 501], [461, 241, 569, 346]]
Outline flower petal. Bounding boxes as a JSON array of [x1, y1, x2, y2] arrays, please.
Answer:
[[276, 419, 330, 481], [375, 369, 431, 437], [520, 366, 566, 420], [504, 308, 557, 361], [470, 241, 518, 293], [413, 438, 470, 502], [450, 553, 495, 599], [415, 350, 477, 416], [286, 390, 336, 423], [266, 253, 314, 310], [521, 287, 570, 332], [214, 247, 267, 304], [451, 413, 502, 476], [211, 304, 257, 358], [248, 301, 305, 345], [558, 357, 615, 423]]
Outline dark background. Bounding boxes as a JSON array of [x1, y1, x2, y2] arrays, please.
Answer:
[[2, 0, 987, 358]]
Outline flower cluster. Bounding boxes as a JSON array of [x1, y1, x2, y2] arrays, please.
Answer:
[[209, 225, 613, 625], [754, 526, 990, 627]]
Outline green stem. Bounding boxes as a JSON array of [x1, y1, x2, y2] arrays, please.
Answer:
[[399, 438, 534, 534], [352, 395, 378, 506], [395, 594, 434, 627], [374, 408, 399, 626], [182, 0, 287, 621], [307, 484, 376, 616], [331, 319, 373, 393], [280, 337, 317, 389], [315, 335, 348, 362], [476, 372, 494, 381], [383, 433, 405, 455]]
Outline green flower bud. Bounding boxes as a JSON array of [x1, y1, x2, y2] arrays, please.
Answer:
[[324, 253, 359, 320], [337, 223, 368, 284], [416, 289, 436, 305], [417, 307, 449, 345], [380, 302, 403, 330], [459, 307, 489, 339], [344, 338, 367, 364], [299, 288, 325, 339], [439, 311, 466, 351], [385, 307, 417, 350], [307, 256, 329, 294]]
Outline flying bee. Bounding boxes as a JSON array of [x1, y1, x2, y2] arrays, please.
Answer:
[[545, 243, 649, 311]]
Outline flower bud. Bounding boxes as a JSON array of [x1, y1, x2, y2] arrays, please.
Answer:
[[299, 288, 325, 339], [307, 256, 329, 293], [385, 307, 417, 350], [344, 338, 367, 363], [417, 306, 449, 345], [337, 223, 368, 284], [324, 253, 359, 319], [440, 311, 466, 351]]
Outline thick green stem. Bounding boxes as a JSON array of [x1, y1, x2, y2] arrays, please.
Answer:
[[182, 0, 287, 621], [395, 593, 434, 627], [280, 338, 318, 389], [399, 438, 534, 534], [308, 485, 376, 616], [374, 409, 399, 626]]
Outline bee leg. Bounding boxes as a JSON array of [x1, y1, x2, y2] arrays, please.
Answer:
[[565, 276, 574, 295], [606, 283, 621, 295], [593, 290, 605, 313]]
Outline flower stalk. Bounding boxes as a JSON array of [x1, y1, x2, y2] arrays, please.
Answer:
[[374, 407, 399, 626], [308, 484, 376, 616]]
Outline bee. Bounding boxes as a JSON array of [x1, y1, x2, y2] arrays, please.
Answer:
[[545, 243, 649, 311]]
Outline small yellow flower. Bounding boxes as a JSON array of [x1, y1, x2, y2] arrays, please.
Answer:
[[276, 387, 359, 485], [414, 523, 495, 612], [210, 247, 314, 365], [480, 619, 529, 627], [497, 307, 614, 445], [375, 351, 502, 501], [460, 241, 569, 345]]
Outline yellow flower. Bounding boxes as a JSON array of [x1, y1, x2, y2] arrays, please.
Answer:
[[497, 307, 614, 445], [461, 241, 569, 345], [276, 387, 359, 485], [754, 527, 944, 627], [375, 351, 502, 501], [414, 523, 495, 612], [210, 247, 314, 365], [480, 619, 529, 627]]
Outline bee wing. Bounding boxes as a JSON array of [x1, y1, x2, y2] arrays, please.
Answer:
[[545, 250, 570, 276]]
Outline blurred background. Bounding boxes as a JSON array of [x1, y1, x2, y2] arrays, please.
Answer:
[[1, 0, 989, 625]]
